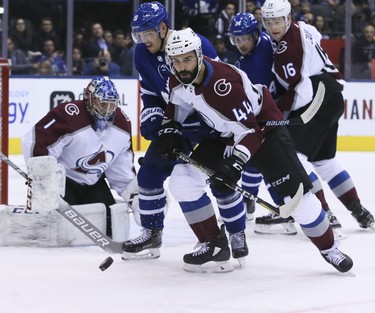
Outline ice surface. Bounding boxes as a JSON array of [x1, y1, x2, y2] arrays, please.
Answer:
[[2, 152, 375, 313]]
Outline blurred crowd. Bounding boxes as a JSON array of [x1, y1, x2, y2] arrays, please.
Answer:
[[6, 0, 375, 79], [8, 17, 136, 77]]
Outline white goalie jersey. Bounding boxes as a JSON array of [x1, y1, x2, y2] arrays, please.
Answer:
[[21, 100, 135, 195]]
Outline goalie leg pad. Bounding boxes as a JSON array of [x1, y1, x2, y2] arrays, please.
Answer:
[[26, 156, 66, 213], [110, 203, 130, 241], [0, 203, 106, 247]]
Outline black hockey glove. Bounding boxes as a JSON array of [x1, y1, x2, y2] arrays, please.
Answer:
[[210, 156, 245, 193], [156, 120, 183, 160]]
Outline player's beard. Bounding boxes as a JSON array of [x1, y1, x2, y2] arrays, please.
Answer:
[[175, 65, 199, 85]]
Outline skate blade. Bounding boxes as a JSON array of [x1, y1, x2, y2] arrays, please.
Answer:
[[236, 257, 246, 268], [121, 248, 161, 261], [254, 223, 297, 235], [333, 228, 347, 240], [246, 213, 254, 222], [183, 261, 233, 273]]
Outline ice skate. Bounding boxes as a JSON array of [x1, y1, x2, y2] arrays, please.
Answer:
[[122, 228, 162, 260], [320, 241, 353, 273], [326, 209, 347, 240], [244, 198, 255, 221], [183, 225, 233, 273], [347, 201, 374, 229], [229, 230, 248, 267], [254, 213, 297, 235]]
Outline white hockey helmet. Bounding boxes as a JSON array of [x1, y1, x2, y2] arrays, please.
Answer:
[[261, 0, 291, 32], [165, 27, 203, 84]]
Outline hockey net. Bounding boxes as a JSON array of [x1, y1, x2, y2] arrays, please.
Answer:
[[0, 59, 9, 204]]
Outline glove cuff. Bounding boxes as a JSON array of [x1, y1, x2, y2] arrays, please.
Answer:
[[233, 145, 250, 164]]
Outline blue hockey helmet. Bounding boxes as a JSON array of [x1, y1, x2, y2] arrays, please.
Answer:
[[131, 1, 170, 43], [84, 76, 119, 120], [229, 12, 259, 45]]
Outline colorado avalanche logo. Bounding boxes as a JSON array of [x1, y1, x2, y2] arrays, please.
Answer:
[[276, 41, 287, 54], [214, 79, 232, 96], [73, 150, 114, 177], [65, 103, 80, 116]]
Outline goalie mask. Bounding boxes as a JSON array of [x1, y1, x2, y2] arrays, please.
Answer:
[[165, 27, 203, 85], [84, 76, 119, 130]]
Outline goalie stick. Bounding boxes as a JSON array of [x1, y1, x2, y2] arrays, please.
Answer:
[[174, 151, 303, 218], [0, 152, 123, 254], [263, 81, 325, 126]]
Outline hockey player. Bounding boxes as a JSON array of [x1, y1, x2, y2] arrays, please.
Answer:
[[122, 2, 248, 271], [261, 0, 374, 229], [161, 27, 354, 273], [21, 76, 136, 237], [229, 12, 344, 237], [229, 11, 292, 231]]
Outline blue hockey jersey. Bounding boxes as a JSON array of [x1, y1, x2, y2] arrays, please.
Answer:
[[135, 32, 218, 141], [235, 32, 284, 100]]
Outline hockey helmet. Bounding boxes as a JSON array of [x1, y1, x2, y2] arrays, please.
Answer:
[[165, 27, 203, 85], [131, 1, 170, 44], [261, 0, 291, 33], [84, 76, 119, 120], [229, 12, 259, 45]]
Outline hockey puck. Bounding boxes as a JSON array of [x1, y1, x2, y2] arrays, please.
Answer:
[[99, 256, 114, 271]]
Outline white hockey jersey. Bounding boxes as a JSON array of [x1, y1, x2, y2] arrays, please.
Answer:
[[21, 100, 135, 195]]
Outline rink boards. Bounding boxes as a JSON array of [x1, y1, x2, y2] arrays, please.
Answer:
[[7, 78, 375, 153]]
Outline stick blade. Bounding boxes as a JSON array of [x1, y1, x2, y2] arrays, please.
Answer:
[[278, 183, 304, 218], [300, 81, 325, 124]]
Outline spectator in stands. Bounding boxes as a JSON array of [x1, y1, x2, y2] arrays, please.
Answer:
[[245, 0, 257, 13], [253, 7, 263, 29], [290, 0, 304, 21], [10, 18, 34, 53], [73, 30, 86, 53], [32, 17, 62, 53], [314, 15, 331, 39], [119, 32, 137, 77], [84, 22, 111, 59], [310, 0, 338, 28], [304, 12, 315, 25], [213, 35, 238, 64], [83, 49, 121, 76], [31, 39, 67, 76], [104, 30, 114, 46], [351, 0, 372, 39], [7, 38, 35, 75], [36, 60, 54, 76], [179, 0, 219, 41], [72, 47, 86, 76], [215, 2, 236, 49], [352, 24, 375, 79], [111, 29, 127, 66]]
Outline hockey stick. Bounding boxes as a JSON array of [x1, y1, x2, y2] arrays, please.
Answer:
[[264, 81, 325, 127], [0, 152, 123, 254], [174, 150, 303, 218]]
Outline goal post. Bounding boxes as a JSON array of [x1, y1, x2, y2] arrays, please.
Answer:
[[0, 59, 9, 204]]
